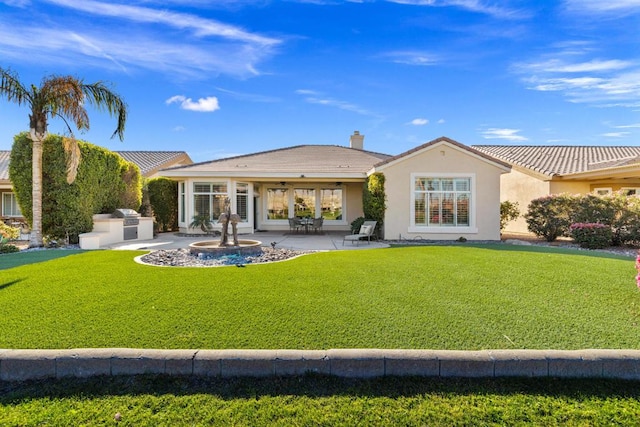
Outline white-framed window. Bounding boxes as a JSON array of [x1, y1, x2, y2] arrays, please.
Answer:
[[236, 182, 249, 222], [594, 187, 612, 196], [410, 174, 476, 233], [179, 182, 186, 223], [621, 187, 640, 196], [193, 182, 228, 220], [2, 192, 22, 217], [265, 185, 345, 222]]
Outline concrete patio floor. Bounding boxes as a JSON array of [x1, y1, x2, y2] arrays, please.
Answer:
[[106, 231, 389, 251]]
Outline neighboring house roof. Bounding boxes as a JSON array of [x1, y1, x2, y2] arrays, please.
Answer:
[[0, 150, 193, 182], [0, 150, 9, 182], [375, 136, 511, 171], [162, 145, 392, 179], [116, 151, 192, 177], [473, 145, 640, 178]]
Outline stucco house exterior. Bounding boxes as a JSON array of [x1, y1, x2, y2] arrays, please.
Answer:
[[0, 150, 192, 222], [162, 134, 511, 241], [472, 145, 640, 234]]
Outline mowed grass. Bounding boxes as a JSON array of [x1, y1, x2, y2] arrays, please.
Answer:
[[0, 245, 638, 350], [2, 375, 640, 426]]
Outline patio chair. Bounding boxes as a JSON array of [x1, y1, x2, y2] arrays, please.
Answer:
[[343, 220, 377, 246], [311, 217, 323, 233], [288, 218, 302, 233]]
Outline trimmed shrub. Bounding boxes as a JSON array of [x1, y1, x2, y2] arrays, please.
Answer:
[[363, 172, 386, 238], [572, 193, 616, 225], [148, 177, 178, 232], [500, 200, 520, 231], [569, 223, 613, 249], [525, 194, 577, 242], [9, 132, 142, 243]]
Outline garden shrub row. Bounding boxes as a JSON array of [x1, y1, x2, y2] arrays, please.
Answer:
[[146, 177, 179, 232], [9, 132, 142, 244], [525, 192, 640, 247]]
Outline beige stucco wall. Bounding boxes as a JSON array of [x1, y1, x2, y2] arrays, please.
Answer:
[[379, 143, 508, 241], [499, 168, 550, 234]]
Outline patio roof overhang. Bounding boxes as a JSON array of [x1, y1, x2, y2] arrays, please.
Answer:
[[555, 163, 640, 181], [159, 170, 369, 181]]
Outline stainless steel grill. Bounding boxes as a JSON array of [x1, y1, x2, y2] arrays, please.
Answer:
[[113, 209, 140, 240]]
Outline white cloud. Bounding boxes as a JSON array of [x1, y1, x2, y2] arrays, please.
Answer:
[[0, 0, 281, 78], [481, 128, 528, 141], [513, 47, 640, 107], [564, 0, 640, 13], [410, 118, 429, 125], [381, 50, 440, 66], [385, 0, 529, 19], [44, 0, 279, 46], [615, 123, 640, 128], [437, 119, 445, 124], [172, 126, 186, 132], [601, 132, 631, 137], [295, 90, 379, 117], [166, 95, 220, 112]]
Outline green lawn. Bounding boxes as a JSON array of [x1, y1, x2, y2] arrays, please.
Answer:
[[1, 245, 638, 350], [2, 375, 640, 426]]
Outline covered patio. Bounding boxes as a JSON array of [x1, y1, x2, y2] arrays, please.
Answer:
[[105, 230, 389, 252]]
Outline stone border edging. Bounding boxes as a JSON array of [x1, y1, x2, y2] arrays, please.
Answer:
[[1, 349, 639, 382]]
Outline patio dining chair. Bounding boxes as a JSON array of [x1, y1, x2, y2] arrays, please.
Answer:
[[343, 220, 377, 246], [311, 217, 323, 233], [288, 218, 301, 233]]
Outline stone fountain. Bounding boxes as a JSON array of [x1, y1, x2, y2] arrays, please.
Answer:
[[189, 197, 261, 257]]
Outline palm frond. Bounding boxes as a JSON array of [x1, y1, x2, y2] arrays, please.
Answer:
[[0, 67, 31, 106], [62, 136, 81, 184], [82, 82, 128, 141]]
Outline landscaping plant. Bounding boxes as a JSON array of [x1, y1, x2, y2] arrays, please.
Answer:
[[499, 200, 519, 231], [525, 194, 576, 241], [569, 222, 613, 249]]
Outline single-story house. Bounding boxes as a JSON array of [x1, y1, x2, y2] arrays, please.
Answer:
[[0, 150, 192, 221], [472, 145, 640, 234], [161, 134, 511, 241]]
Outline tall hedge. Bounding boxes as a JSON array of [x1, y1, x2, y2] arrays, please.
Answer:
[[9, 132, 141, 243], [363, 172, 386, 238], [147, 177, 178, 232]]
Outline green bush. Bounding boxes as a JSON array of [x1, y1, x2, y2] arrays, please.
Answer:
[[363, 172, 386, 238], [147, 177, 178, 232], [569, 223, 613, 249], [350, 216, 365, 234], [0, 241, 19, 253], [9, 132, 142, 243], [572, 194, 616, 225], [605, 192, 640, 246], [525, 194, 577, 242], [500, 201, 520, 231]]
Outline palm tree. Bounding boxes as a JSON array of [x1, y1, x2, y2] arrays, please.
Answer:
[[0, 68, 127, 247]]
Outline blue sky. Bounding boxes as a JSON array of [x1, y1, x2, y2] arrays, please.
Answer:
[[0, 0, 639, 162]]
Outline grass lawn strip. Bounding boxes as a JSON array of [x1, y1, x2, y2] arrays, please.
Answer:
[[0, 245, 637, 350], [1, 376, 640, 425]]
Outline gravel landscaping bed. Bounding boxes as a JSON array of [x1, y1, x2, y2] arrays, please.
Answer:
[[139, 247, 314, 267]]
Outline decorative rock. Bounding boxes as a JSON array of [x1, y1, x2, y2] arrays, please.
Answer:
[[139, 247, 312, 267]]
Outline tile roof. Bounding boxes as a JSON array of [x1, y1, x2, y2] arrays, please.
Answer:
[[472, 145, 640, 177], [163, 145, 392, 176], [0, 150, 191, 181], [375, 136, 511, 170], [115, 151, 192, 176]]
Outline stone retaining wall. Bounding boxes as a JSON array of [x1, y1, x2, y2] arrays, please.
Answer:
[[1, 349, 640, 382]]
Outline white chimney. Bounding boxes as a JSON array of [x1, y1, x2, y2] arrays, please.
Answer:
[[350, 131, 364, 150]]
